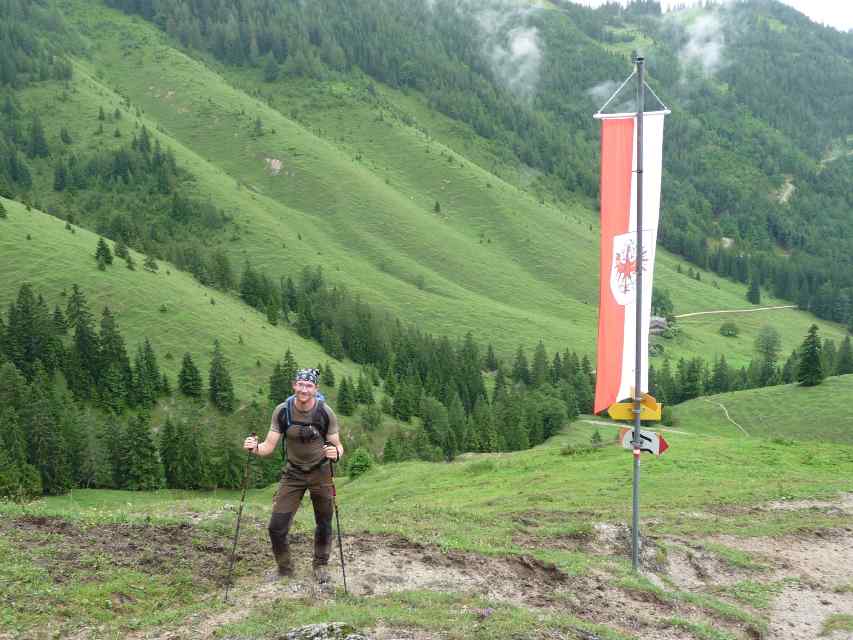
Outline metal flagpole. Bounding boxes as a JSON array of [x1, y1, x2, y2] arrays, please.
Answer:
[[631, 56, 645, 572]]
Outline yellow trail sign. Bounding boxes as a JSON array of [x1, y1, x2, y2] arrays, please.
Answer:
[[607, 394, 663, 421]]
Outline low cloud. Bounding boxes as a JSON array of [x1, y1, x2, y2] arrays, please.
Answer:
[[681, 13, 725, 76], [427, 1, 544, 99]]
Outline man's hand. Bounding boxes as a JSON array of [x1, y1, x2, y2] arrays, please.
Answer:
[[323, 444, 340, 461], [243, 435, 259, 453]]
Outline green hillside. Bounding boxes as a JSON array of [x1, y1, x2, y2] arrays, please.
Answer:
[[671, 374, 853, 443], [0, 197, 356, 399], [4, 0, 842, 369]]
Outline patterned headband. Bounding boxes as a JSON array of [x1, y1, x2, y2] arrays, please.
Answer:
[[294, 368, 320, 385]]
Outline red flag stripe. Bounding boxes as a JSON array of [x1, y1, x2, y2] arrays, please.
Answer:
[[594, 118, 634, 414]]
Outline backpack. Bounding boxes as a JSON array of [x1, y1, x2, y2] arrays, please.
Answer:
[[277, 393, 329, 462]]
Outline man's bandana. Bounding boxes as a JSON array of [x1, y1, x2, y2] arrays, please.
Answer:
[[294, 368, 320, 385]]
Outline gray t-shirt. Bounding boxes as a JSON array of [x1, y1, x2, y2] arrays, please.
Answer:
[[270, 400, 339, 468]]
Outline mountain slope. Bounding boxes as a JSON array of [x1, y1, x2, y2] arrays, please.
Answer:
[[0, 197, 356, 399], [17, 0, 840, 368]]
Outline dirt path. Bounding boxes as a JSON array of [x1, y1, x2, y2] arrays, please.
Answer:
[[664, 494, 853, 640], [674, 305, 796, 319], [579, 419, 692, 435], [701, 398, 750, 436]]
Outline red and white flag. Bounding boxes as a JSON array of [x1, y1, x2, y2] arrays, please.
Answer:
[[593, 112, 666, 414]]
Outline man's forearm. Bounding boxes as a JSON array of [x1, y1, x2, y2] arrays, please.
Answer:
[[256, 441, 274, 457]]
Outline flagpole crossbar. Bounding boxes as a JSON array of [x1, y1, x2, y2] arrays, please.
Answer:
[[593, 72, 670, 120]]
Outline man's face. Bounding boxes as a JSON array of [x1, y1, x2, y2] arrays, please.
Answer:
[[292, 380, 317, 404]]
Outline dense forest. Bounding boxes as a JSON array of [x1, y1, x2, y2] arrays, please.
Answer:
[[100, 0, 853, 331]]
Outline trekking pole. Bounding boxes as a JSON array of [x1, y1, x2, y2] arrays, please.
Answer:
[[224, 432, 256, 604], [328, 457, 349, 595]]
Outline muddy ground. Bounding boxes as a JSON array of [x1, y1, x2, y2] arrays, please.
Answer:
[[3, 496, 852, 640]]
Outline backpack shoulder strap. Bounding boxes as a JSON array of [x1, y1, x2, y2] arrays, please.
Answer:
[[315, 399, 330, 437]]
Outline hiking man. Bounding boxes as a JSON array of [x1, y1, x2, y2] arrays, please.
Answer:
[[243, 368, 343, 585]]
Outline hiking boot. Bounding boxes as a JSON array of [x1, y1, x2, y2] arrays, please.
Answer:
[[313, 564, 331, 587], [273, 550, 294, 577]]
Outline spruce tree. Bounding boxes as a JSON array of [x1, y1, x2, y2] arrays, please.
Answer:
[[95, 237, 113, 265], [160, 417, 179, 488], [209, 340, 236, 413], [52, 305, 67, 335], [360, 402, 383, 432], [28, 114, 49, 158], [268, 362, 289, 404], [281, 349, 298, 385], [836, 336, 853, 376], [24, 368, 72, 495], [747, 276, 761, 305], [178, 352, 203, 397], [143, 254, 158, 272], [511, 346, 531, 385], [797, 324, 824, 387], [323, 363, 335, 387], [99, 307, 131, 399], [474, 400, 498, 452], [447, 392, 466, 455], [484, 344, 498, 371], [123, 414, 162, 491], [0, 201, 7, 219], [356, 371, 374, 405], [337, 376, 355, 416], [531, 341, 549, 388], [213, 422, 243, 489]]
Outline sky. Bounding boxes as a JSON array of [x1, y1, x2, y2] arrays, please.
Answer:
[[573, 1, 853, 32]]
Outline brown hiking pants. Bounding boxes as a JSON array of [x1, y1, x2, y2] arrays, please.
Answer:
[[268, 462, 334, 569]]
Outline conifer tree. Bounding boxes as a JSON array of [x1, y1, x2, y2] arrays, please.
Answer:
[[511, 346, 531, 385], [178, 352, 203, 397], [281, 349, 298, 385], [447, 392, 466, 455], [474, 399, 499, 452], [268, 362, 290, 404], [27, 114, 49, 158], [382, 434, 402, 463], [99, 307, 131, 401], [114, 240, 129, 260], [356, 371, 374, 405], [836, 336, 853, 376], [0, 407, 41, 500], [360, 401, 383, 432], [53, 159, 67, 191], [484, 343, 498, 371], [0, 201, 7, 219], [323, 363, 336, 388], [214, 422, 244, 489], [24, 368, 72, 495], [797, 324, 824, 387], [499, 394, 528, 451], [747, 276, 761, 305], [160, 417, 179, 488], [95, 237, 113, 265], [123, 414, 162, 491], [143, 254, 158, 272], [52, 304, 67, 335], [209, 339, 236, 413], [100, 415, 125, 489], [531, 341, 549, 388], [551, 351, 563, 384], [266, 300, 278, 325], [337, 376, 356, 416], [539, 395, 568, 440]]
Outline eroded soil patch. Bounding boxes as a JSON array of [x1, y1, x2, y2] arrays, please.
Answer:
[[2, 514, 269, 586]]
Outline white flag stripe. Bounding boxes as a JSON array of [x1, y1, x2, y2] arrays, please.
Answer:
[[617, 113, 665, 403]]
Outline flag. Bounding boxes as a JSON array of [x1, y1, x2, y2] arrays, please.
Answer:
[[593, 112, 666, 414]]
